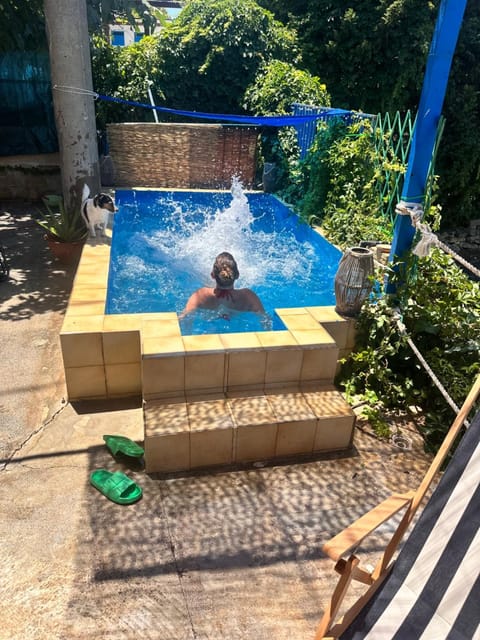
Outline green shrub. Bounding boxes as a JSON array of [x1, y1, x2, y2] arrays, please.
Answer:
[[244, 59, 331, 187], [339, 249, 480, 452]]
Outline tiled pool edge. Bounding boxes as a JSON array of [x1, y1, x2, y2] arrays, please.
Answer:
[[60, 231, 357, 402]]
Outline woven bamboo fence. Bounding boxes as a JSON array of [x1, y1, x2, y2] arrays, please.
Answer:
[[107, 123, 259, 188]]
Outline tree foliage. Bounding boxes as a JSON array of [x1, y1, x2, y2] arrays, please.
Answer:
[[153, 0, 299, 113], [258, 0, 480, 226], [91, 34, 163, 129]]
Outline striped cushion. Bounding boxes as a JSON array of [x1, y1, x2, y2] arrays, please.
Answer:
[[343, 411, 480, 640]]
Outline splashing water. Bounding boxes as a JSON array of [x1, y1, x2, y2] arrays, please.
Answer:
[[107, 179, 341, 328]]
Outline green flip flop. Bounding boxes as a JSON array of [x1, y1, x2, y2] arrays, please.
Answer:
[[103, 434, 144, 458], [90, 469, 143, 505]]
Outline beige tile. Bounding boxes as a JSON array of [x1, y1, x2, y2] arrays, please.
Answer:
[[64, 365, 106, 400], [65, 301, 106, 317], [291, 328, 336, 347], [256, 331, 298, 348], [226, 350, 266, 388], [219, 332, 263, 350], [279, 313, 321, 332], [185, 353, 225, 392], [227, 392, 277, 426], [73, 270, 109, 288], [235, 423, 278, 462], [144, 397, 189, 436], [306, 305, 343, 322], [300, 346, 339, 383], [141, 318, 181, 339], [307, 307, 350, 349], [144, 398, 190, 472], [266, 389, 317, 456], [61, 315, 104, 333], [183, 334, 224, 353], [142, 356, 185, 397], [143, 336, 185, 356], [103, 314, 143, 332], [186, 394, 234, 431], [264, 348, 303, 385], [275, 307, 308, 316], [302, 387, 355, 418], [313, 415, 355, 451], [60, 331, 104, 367], [266, 389, 316, 422], [69, 287, 107, 303], [105, 363, 141, 396], [187, 418, 233, 469], [102, 330, 141, 364], [275, 419, 317, 457], [145, 433, 190, 473]]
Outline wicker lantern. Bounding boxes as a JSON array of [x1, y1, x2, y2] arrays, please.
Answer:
[[334, 246, 374, 317]]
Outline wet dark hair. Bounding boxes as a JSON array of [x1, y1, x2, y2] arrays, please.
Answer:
[[212, 252, 239, 288]]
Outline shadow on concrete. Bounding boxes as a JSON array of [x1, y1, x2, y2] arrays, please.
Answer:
[[0, 201, 78, 320]]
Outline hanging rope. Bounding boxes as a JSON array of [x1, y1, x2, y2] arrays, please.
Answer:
[[395, 200, 480, 278], [393, 310, 469, 426]]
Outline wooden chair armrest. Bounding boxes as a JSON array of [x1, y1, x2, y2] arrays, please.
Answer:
[[323, 491, 414, 561]]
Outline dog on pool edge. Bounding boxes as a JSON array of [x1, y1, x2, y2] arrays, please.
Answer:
[[81, 184, 117, 237]]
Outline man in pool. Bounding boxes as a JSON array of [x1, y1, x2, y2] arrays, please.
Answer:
[[181, 252, 265, 318]]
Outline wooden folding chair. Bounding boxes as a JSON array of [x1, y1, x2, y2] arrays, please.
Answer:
[[316, 374, 480, 639]]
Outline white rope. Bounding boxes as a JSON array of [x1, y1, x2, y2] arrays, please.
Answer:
[[393, 310, 469, 427], [395, 200, 480, 278], [53, 84, 99, 99]]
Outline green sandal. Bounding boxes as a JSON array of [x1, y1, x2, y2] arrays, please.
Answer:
[[90, 469, 142, 505], [103, 434, 144, 458]]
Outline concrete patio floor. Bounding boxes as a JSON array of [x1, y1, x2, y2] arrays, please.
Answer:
[[0, 202, 432, 639]]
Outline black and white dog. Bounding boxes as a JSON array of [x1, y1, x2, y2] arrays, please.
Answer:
[[81, 184, 117, 237]]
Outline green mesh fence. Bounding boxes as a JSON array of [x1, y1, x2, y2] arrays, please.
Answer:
[[374, 111, 445, 224], [0, 51, 58, 156]]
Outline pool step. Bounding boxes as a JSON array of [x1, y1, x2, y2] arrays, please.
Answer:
[[143, 385, 356, 473]]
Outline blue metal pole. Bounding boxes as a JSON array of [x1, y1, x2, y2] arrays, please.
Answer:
[[388, 0, 468, 268]]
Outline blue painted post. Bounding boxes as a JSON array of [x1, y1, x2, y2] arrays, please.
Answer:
[[388, 0, 468, 268]]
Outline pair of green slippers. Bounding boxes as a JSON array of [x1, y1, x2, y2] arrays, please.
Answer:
[[90, 435, 145, 505]]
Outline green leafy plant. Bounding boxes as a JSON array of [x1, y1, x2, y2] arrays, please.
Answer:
[[338, 249, 480, 452], [34, 199, 87, 243]]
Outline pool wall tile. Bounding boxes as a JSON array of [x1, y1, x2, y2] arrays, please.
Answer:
[[105, 362, 142, 396], [143, 336, 185, 357], [142, 317, 182, 339], [102, 331, 141, 364], [184, 353, 226, 392], [64, 365, 107, 400], [226, 351, 267, 388], [142, 356, 185, 398], [60, 332, 104, 368], [264, 348, 303, 385], [300, 347, 339, 383]]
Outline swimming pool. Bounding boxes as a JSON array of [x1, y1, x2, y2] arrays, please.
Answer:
[[106, 183, 342, 334]]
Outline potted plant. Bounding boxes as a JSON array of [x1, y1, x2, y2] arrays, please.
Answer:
[[34, 197, 87, 264]]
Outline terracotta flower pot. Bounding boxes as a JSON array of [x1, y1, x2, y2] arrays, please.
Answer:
[[45, 235, 84, 265]]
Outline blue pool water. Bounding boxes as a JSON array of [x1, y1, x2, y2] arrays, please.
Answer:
[[106, 183, 342, 335]]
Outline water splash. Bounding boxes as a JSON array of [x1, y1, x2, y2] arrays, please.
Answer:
[[144, 177, 307, 289]]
